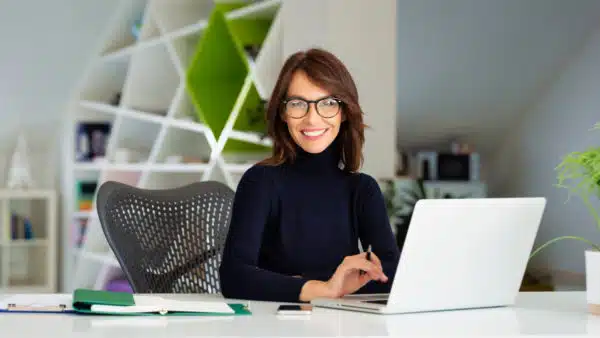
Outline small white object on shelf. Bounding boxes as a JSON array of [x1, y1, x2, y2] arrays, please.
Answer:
[[6, 134, 35, 189]]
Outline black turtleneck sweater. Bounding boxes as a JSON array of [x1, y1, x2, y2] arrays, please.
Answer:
[[218, 139, 400, 302]]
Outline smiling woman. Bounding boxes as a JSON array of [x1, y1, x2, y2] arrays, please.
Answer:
[[278, 70, 344, 155], [283, 92, 342, 149], [259, 48, 366, 171], [218, 48, 399, 303]]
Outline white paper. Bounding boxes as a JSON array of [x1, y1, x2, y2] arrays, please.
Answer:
[[91, 304, 164, 313], [0, 294, 73, 310], [134, 295, 235, 314], [90, 295, 234, 314]]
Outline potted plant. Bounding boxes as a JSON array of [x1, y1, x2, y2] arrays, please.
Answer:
[[529, 122, 600, 315]]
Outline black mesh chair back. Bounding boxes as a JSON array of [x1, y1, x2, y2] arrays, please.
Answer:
[[96, 180, 235, 293]]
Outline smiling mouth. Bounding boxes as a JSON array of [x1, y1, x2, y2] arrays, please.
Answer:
[[301, 129, 328, 137]]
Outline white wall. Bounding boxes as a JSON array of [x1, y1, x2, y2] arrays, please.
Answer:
[[0, 0, 119, 188], [281, 0, 397, 179], [395, 0, 600, 156], [490, 25, 600, 276]]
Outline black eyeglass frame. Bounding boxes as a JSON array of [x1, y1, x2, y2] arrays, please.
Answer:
[[281, 96, 343, 119]]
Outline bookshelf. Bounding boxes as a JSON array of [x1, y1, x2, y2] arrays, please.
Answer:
[[0, 189, 57, 293], [61, 0, 282, 292]]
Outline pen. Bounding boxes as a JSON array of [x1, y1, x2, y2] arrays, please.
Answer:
[[360, 245, 372, 275]]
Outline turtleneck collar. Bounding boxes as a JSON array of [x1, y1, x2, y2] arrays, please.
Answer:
[[288, 136, 342, 174]]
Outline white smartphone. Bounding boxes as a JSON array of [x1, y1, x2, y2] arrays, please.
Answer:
[[276, 304, 313, 315]]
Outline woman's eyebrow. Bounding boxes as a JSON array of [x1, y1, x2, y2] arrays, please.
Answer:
[[285, 94, 333, 101]]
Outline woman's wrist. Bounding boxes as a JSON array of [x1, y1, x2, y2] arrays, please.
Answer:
[[299, 280, 337, 302]]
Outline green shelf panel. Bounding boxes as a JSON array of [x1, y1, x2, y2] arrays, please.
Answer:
[[185, 1, 276, 154], [223, 138, 271, 154], [186, 8, 248, 139], [223, 81, 269, 153], [233, 82, 265, 133], [229, 18, 272, 52]]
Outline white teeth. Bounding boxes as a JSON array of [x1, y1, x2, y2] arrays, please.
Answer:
[[302, 129, 326, 137]]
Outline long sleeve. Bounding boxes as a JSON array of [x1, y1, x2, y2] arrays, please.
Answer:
[[218, 165, 309, 302], [355, 174, 401, 294]]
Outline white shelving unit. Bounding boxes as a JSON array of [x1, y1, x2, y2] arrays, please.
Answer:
[[60, 0, 283, 292], [0, 189, 57, 293]]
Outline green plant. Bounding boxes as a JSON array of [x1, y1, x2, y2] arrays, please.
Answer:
[[246, 98, 269, 140], [381, 179, 402, 219], [381, 178, 471, 249], [530, 122, 600, 258], [394, 179, 471, 229]]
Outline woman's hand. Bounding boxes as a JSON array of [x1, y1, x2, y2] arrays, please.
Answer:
[[325, 252, 388, 298], [298, 252, 388, 301]]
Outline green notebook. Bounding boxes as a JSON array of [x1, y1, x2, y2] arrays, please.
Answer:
[[72, 289, 251, 316]]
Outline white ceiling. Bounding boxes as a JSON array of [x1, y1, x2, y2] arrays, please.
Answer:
[[396, 0, 600, 154], [0, 0, 119, 150]]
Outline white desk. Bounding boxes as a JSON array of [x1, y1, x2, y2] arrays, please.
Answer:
[[1, 291, 599, 336]]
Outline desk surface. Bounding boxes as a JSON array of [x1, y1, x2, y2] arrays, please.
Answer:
[[1, 291, 599, 337]]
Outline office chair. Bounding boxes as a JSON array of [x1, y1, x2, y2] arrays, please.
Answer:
[[96, 180, 235, 294]]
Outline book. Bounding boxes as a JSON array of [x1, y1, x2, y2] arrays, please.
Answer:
[[72, 289, 250, 316], [0, 289, 251, 316]]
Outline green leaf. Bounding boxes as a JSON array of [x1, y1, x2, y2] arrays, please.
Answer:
[[553, 121, 600, 233], [530, 236, 600, 259], [415, 179, 427, 197], [400, 187, 421, 203], [397, 196, 416, 206]]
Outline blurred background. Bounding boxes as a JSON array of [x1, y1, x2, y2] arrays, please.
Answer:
[[0, 0, 599, 294]]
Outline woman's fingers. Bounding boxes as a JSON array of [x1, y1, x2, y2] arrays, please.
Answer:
[[326, 253, 391, 298], [356, 252, 386, 280], [362, 253, 388, 281], [342, 256, 387, 281], [365, 251, 384, 270]]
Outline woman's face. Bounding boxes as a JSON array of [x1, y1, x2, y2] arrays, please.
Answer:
[[283, 70, 343, 154]]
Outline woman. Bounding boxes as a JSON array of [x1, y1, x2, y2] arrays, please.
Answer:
[[219, 48, 400, 302]]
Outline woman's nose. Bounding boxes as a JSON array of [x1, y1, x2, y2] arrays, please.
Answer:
[[305, 103, 321, 123]]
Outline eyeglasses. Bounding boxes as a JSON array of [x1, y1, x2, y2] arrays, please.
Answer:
[[282, 96, 342, 119]]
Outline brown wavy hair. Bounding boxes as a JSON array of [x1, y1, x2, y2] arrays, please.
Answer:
[[258, 48, 366, 172]]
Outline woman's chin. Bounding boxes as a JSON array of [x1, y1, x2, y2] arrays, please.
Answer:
[[291, 129, 338, 154], [296, 139, 333, 154]]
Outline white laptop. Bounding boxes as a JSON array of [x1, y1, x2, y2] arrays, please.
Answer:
[[312, 197, 546, 314]]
